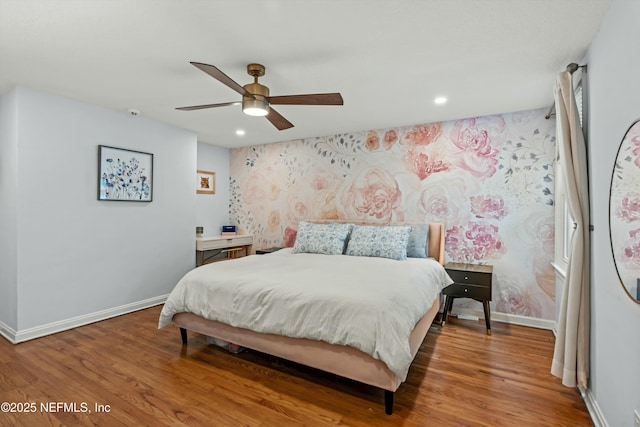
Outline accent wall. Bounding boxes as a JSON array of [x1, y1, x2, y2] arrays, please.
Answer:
[[230, 108, 556, 320]]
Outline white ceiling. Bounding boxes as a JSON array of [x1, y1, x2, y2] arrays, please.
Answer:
[[0, 0, 612, 148]]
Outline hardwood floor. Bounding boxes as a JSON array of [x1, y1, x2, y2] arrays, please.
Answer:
[[0, 306, 592, 426]]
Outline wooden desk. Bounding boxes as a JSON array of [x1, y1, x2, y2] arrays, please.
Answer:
[[195, 235, 253, 266]]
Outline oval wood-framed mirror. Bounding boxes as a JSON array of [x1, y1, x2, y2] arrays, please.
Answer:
[[609, 119, 640, 303]]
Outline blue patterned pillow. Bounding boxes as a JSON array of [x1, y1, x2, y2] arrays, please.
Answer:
[[292, 222, 352, 255], [345, 225, 411, 260], [406, 224, 429, 258]]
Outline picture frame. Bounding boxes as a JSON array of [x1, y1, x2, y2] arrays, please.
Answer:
[[98, 145, 153, 202], [196, 170, 216, 194]]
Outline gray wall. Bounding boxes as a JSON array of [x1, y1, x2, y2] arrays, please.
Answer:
[[0, 87, 199, 336], [586, 0, 640, 425], [0, 88, 19, 333], [196, 142, 230, 237]]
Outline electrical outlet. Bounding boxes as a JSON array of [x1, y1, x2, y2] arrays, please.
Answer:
[[634, 409, 640, 427]]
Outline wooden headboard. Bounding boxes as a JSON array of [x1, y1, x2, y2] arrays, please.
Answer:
[[427, 222, 445, 266], [306, 220, 446, 266]]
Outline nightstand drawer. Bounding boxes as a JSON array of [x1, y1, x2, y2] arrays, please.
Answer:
[[442, 283, 491, 300], [446, 269, 492, 287]]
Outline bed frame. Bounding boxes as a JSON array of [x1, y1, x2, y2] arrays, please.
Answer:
[[172, 222, 445, 415]]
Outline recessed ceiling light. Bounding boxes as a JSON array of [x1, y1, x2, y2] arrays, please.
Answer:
[[434, 96, 447, 105], [236, 129, 245, 136]]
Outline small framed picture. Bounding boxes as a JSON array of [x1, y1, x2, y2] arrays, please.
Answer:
[[98, 145, 153, 202], [196, 170, 216, 194]]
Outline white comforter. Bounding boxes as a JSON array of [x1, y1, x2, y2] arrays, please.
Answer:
[[159, 249, 452, 381]]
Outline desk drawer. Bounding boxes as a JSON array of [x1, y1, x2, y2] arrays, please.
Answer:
[[442, 283, 491, 300], [197, 235, 253, 251]]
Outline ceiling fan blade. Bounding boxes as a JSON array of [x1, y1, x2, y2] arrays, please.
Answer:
[[265, 107, 294, 130], [268, 93, 343, 106], [176, 101, 241, 111], [190, 62, 254, 98]]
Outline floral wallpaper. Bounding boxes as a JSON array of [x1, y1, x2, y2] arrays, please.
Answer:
[[610, 120, 640, 300], [230, 108, 557, 320]]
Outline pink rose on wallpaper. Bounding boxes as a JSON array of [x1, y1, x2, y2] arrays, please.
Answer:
[[629, 128, 640, 168], [283, 227, 297, 247], [286, 167, 342, 225], [446, 222, 505, 263], [620, 228, 640, 270], [444, 226, 474, 262], [294, 190, 340, 221], [496, 286, 542, 318], [465, 222, 504, 256], [316, 192, 341, 220], [450, 117, 505, 178], [451, 116, 506, 149], [267, 211, 281, 232], [419, 190, 451, 220], [243, 169, 282, 205], [289, 200, 309, 220], [287, 189, 339, 224], [536, 222, 555, 254], [286, 188, 311, 224], [402, 123, 442, 146], [470, 195, 508, 220], [366, 131, 380, 151], [458, 149, 499, 178], [243, 171, 266, 202], [617, 192, 640, 223], [414, 175, 470, 225], [451, 118, 490, 151], [525, 214, 555, 300], [341, 168, 401, 220], [383, 130, 398, 149], [310, 168, 336, 191], [405, 151, 449, 180]]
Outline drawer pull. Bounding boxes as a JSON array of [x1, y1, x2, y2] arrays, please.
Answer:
[[464, 276, 469, 280], [464, 288, 468, 292]]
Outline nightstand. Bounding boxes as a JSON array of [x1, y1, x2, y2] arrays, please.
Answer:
[[443, 262, 493, 335], [255, 247, 282, 255]]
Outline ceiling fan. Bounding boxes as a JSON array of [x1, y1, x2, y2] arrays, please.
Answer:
[[176, 62, 344, 130]]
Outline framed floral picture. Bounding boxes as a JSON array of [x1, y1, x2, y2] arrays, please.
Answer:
[[98, 145, 153, 202], [196, 170, 216, 194]]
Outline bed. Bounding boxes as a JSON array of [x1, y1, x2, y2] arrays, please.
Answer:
[[159, 221, 452, 415]]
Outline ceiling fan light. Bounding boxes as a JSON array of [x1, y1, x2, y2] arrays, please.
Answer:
[[243, 97, 269, 116]]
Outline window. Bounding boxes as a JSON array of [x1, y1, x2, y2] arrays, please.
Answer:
[[574, 80, 583, 127], [554, 161, 574, 273], [553, 71, 584, 275]]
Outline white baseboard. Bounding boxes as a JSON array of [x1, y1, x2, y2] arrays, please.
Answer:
[[453, 307, 557, 331], [0, 295, 169, 344], [0, 321, 17, 344], [579, 385, 608, 427]]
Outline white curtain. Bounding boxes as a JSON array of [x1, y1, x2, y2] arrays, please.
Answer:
[[551, 71, 590, 388]]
